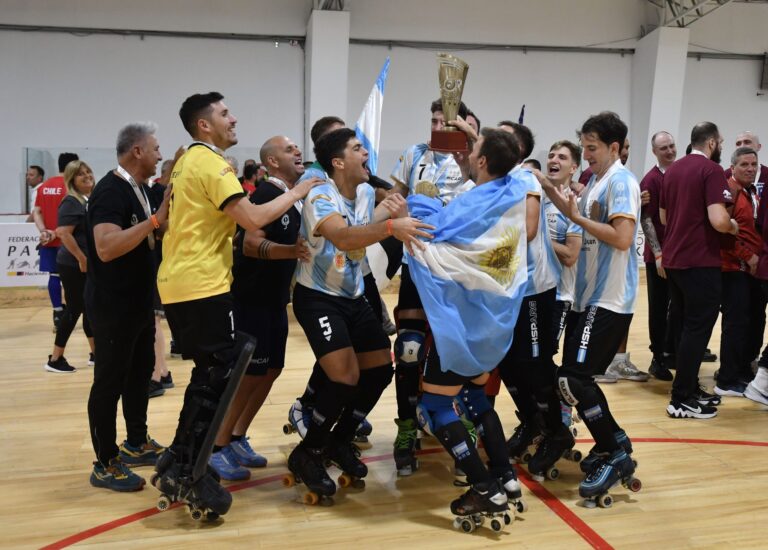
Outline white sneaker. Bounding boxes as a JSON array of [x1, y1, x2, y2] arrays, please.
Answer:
[[604, 355, 650, 382]]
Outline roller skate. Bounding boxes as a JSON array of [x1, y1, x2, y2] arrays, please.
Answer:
[[507, 411, 541, 464], [283, 399, 312, 438], [354, 417, 373, 444], [152, 452, 231, 521], [580, 429, 635, 474], [393, 418, 420, 476], [451, 479, 512, 534], [283, 443, 336, 506], [492, 467, 527, 514], [527, 424, 580, 482], [579, 448, 641, 509], [326, 439, 367, 489]]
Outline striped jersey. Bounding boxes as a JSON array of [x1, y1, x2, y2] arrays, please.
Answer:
[[574, 160, 640, 314], [516, 167, 560, 296], [391, 143, 473, 204], [543, 194, 582, 304], [295, 180, 375, 298]]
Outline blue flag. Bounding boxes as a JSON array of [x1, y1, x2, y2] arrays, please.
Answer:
[[406, 173, 529, 377], [355, 57, 390, 176]]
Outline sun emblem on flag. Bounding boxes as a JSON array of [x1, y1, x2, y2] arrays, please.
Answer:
[[478, 227, 521, 285]]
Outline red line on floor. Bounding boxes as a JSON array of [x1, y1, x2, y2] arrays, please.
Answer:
[[42, 437, 768, 549]]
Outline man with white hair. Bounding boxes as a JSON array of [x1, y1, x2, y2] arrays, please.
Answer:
[[85, 122, 168, 492]]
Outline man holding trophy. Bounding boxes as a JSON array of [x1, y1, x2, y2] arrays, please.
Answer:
[[389, 54, 478, 476]]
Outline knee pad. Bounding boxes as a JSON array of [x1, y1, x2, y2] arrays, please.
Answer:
[[455, 383, 492, 422], [207, 332, 256, 390], [394, 329, 426, 366], [417, 392, 460, 434], [556, 375, 582, 406]]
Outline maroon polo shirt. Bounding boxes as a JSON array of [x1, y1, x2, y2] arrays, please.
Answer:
[[640, 165, 665, 264], [660, 152, 733, 269]]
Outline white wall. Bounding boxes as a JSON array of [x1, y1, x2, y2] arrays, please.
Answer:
[[347, 44, 632, 178], [0, 30, 304, 212], [680, 55, 768, 164]]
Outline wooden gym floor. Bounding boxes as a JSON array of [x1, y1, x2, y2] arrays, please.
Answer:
[[1, 280, 767, 549]]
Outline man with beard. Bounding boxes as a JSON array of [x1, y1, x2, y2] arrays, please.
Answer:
[[661, 122, 738, 419], [208, 135, 311, 480], [154, 92, 319, 516]]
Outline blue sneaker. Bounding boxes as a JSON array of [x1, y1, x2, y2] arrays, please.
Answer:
[[118, 435, 166, 466], [714, 381, 747, 397], [579, 449, 635, 498], [90, 458, 145, 492], [356, 417, 373, 437], [209, 446, 251, 481], [229, 437, 267, 468]]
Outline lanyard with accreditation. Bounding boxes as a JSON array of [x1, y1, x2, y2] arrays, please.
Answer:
[[116, 165, 156, 250]]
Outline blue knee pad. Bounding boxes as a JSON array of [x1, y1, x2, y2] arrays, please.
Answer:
[[394, 330, 426, 365], [455, 384, 492, 422], [417, 392, 460, 435]]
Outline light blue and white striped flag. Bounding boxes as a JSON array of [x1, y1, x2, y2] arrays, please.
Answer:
[[406, 173, 529, 377], [354, 57, 390, 176]]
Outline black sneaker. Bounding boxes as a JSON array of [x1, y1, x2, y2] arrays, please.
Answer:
[[666, 397, 717, 419], [169, 340, 181, 358], [702, 348, 717, 362], [148, 379, 165, 398], [44, 355, 75, 373], [160, 372, 174, 389], [649, 358, 673, 381], [695, 386, 721, 406]]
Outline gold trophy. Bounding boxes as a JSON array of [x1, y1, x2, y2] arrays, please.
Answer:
[[430, 53, 469, 154]]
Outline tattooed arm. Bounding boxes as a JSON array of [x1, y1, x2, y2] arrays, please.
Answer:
[[242, 229, 310, 261]]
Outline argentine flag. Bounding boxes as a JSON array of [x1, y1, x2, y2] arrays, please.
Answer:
[[354, 57, 390, 176], [406, 173, 529, 378]]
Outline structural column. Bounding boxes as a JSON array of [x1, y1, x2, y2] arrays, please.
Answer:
[[304, 9, 350, 156], [630, 26, 690, 176]]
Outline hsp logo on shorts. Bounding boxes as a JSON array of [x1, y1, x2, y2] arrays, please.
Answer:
[[529, 300, 539, 358], [577, 306, 597, 363]]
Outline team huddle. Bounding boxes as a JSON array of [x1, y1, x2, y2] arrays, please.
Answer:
[[76, 88, 753, 532]]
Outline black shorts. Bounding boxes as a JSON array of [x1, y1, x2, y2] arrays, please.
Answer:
[[501, 288, 557, 366], [164, 292, 234, 365], [561, 305, 633, 379], [552, 299, 572, 353], [422, 345, 475, 386], [293, 284, 390, 360], [397, 264, 423, 311], [234, 303, 288, 376]]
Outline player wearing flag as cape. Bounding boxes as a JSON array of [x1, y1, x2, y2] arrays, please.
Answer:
[[535, 111, 642, 506], [286, 128, 433, 502], [389, 98, 477, 476], [407, 126, 528, 531]]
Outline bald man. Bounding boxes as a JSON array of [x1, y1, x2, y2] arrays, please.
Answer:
[[208, 135, 310, 480]]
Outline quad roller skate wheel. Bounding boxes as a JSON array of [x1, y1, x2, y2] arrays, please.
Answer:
[[282, 473, 296, 488], [490, 518, 504, 532], [520, 451, 532, 463], [597, 494, 613, 508], [503, 513, 512, 525], [625, 477, 642, 492], [546, 467, 560, 481], [338, 473, 365, 489], [566, 449, 583, 462], [282, 423, 295, 435], [156, 495, 171, 512], [514, 500, 528, 514], [303, 491, 320, 506], [570, 426, 578, 438], [189, 507, 204, 521], [453, 517, 476, 533]]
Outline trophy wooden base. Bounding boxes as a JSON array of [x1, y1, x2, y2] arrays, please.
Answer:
[[430, 130, 468, 153]]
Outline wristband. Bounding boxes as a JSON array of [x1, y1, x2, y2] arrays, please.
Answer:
[[386, 219, 393, 236], [150, 214, 160, 229]]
